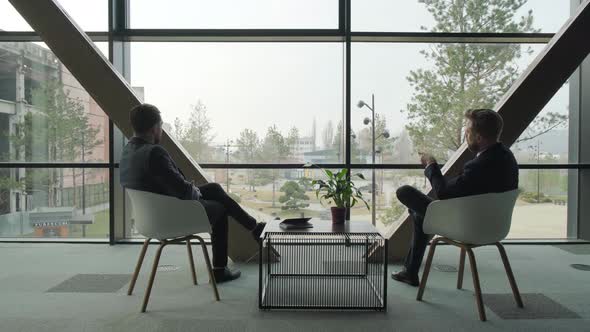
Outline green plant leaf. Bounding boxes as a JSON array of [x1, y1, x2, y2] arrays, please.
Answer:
[[325, 169, 334, 178]]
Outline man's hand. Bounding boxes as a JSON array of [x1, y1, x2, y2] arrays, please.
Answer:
[[419, 152, 437, 168]]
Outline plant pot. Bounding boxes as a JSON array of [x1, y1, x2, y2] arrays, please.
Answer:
[[330, 207, 347, 224]]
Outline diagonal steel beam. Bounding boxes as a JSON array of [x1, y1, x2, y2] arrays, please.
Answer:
[[386, 0, 590, 259]]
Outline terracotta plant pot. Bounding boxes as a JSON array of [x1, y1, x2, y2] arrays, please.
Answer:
[[330, 207, 347, 224]]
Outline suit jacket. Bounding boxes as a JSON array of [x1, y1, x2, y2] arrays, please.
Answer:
[[120, 137, 201, 200], [425, 143, 519, 200]]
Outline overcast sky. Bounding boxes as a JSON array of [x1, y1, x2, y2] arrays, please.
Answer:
[[1, 0, 574, 147]]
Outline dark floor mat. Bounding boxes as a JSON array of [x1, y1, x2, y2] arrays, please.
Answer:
[[47, 274, 131, 293], [484, 293, 580, 320]]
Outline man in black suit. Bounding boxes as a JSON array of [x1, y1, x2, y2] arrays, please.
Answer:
[[392, 109, 519, 286], [120, 104, 266, 283]]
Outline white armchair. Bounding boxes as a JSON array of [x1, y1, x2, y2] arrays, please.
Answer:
[[125, 189, 219, 313], [416, 189, 523, 321]]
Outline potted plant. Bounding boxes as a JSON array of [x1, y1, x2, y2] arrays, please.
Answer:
[[311, 168, 369, 224]]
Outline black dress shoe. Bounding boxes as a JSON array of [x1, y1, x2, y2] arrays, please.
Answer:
[[213, 267, 241, 283], [391, 270, 420, 287]]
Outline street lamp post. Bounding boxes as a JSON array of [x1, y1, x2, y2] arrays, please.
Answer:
[[81, 131, 85, 214], [358, 94, 389, 226], [537, 139, 541, 203], [81, 131, 86, 237], [224, 139, 233, 192]]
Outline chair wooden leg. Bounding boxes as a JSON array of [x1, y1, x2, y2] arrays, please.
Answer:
[[187, 240, 198, 285], [196, 236, 220, 301], [495, 242, 524, 308], [141, 242, 166, 313], [416, 237, 441, 301], [466, 248, 486, 321], [128, 238, 150, 296], [457, 248, 466, 290]]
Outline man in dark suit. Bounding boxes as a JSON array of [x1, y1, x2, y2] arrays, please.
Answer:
[[120, 104, 266, 283], [392, 109, 519, 286]]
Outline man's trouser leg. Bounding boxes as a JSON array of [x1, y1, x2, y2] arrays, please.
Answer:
[[199, 200, 228, 268], [396, 185, 434, 276], [198, 182, 256, 230]]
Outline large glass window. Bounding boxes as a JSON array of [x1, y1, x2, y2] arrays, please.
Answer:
[[0, 42, 109, 163], [352, 0, 571, 33], [1, 0, 583, 241], [510, 169, 569, 239], [352, 43, 544, 164], [512, 81, 570, 165], [130, 43, 344, 164], [0, 168, 109, 239], [129, 0, 339, 29]]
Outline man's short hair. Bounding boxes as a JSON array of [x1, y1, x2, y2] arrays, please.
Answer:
[[465, 108, 504, 140], [129, 103, 162, 134]]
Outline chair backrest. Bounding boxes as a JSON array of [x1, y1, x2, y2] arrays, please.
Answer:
[[126, 188, 211, 240], [423, 189, 519, 245]]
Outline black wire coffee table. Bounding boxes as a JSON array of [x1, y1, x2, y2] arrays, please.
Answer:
[[258, 220, 387, 311]]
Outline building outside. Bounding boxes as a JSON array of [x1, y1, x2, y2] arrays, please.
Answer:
[[291, 135, 315, 161], [0, 40, 109, 237]]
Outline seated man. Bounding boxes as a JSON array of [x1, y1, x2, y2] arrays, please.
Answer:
[[392, 109, 518, 286], [120, 103, 265, 283]]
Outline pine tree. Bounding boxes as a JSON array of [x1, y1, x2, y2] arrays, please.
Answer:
[[261, 125, 290, 207], [173, 100, 215, 161], [279, 180, 310, 210], [403, 0, 565, 159], [236, 128, 263, 191]]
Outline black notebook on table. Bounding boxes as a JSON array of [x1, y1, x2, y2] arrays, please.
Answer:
[[279, 218, 313, 230]]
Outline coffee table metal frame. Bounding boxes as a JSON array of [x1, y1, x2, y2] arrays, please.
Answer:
[[258, 222, 387, 311]]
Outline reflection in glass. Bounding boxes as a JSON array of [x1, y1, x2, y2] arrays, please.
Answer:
[[0, 168, 109, 238]]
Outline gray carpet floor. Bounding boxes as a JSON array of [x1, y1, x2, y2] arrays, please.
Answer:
[[1, 243, 589, 331]]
